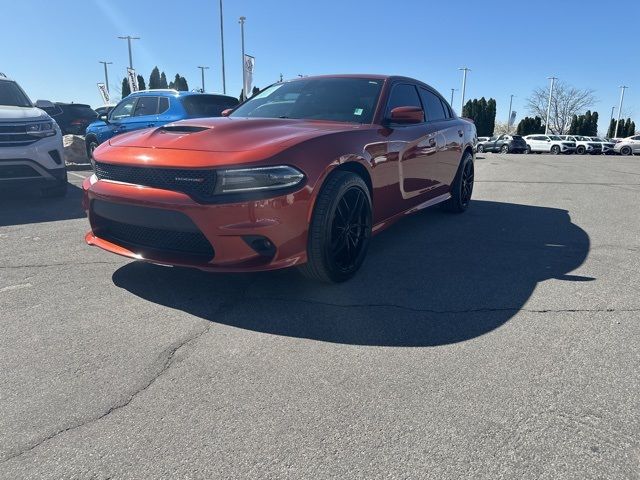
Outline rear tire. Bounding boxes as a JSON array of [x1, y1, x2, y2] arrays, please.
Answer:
[[477, 144, 484, 153], [500, 144, 509, 154], [525, 145, 532, 154], [620, 146, 632, 156], [298, 171, 372, 283], [442, 151, 474, 213]]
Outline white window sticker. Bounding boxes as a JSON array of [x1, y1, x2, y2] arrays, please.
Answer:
[[354, 108, 363, 116]]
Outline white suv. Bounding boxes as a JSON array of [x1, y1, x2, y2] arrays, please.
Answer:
[[0, 73, 66, 197], [559, 135, 601, 155], [524, 134, 576, 154]]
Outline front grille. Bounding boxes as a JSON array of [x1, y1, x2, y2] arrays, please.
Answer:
[[94, 161, 217, 202], [0, 164, 40, 179], [0, 124, 40, 147], [93, 215, 214, 260]]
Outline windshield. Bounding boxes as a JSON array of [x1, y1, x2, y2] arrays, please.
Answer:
[[592, 137, 604, 142], [230, 77, 383, 124], [181, 95, 239, 118], [550, 135, 562, 141], [0, 81, 32, 107]]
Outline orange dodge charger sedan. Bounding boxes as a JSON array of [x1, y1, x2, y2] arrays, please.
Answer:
[[83, 75, 477, 282]]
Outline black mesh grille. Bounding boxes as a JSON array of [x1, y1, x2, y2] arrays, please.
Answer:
[[0, 165, 40, 178], [93, 215, 214, 260], [94, 161, 217, 201]]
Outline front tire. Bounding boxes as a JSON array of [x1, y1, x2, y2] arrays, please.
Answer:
[[477, 144, 484, 153], [442, 151, 474, 213], [86, 136, 99, 160], [576, 145, 586, 155], [551, 145, 561, 155], [525, 145, 532, 154], [500, 144, 510, 154], [298, 171, 372, 283]]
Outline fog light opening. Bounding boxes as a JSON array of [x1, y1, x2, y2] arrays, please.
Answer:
[[242, 235, 276, 258]]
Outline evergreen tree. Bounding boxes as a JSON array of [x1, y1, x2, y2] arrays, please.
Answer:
[[607, 119, 616, 138], [486, 98, 496, 136], [121, 77, 131, 98], [137, 75, 146, 91], [462, 97, 497, 136], [624, 118, 632, 137], [159, 72, 168, 89], [516, 116, 545, 136], [149, 67, 161, 89], [568, 115, 579, 134], [589, 111, 599, 136], [251, 86, 260, 97]]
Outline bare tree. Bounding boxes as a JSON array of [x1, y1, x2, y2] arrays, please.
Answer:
[[526, 81, 596, 134]]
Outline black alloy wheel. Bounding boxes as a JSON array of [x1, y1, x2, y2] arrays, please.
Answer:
[[442, 151, 474, 213], [299, 171, 372, 283]]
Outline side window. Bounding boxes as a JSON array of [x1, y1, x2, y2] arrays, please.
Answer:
[[386, 84, 422, 119], [419, 88, 447, 122], [110, 97, 137, 120], [133, 96, 159, 117], [158, 97, 170, 114]]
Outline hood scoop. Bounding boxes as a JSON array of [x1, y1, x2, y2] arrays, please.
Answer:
[[157, 125, 210, 134]]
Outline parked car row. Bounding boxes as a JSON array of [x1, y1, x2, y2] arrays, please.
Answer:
[[477, 133, 638, 155]]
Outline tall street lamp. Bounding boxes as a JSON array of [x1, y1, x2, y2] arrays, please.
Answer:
[[507, 94, 515, 132], [239, 16, 246, 100], [614, 86, 628, 138], [219, 0, 226, 94], [99, 61, 112, 93], [545, 76, 557, 134], [197, 66, 210, 92], [117, 35, 140, 69], [450, 88, 458, 107], [459, 67, 471, 113]]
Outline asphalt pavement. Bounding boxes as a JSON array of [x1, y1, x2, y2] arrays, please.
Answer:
[[1, 154, 639, 479]]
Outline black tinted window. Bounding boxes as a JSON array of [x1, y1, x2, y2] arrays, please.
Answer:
[[158, 97, 170, 114], [419, 88, 447, 121], [230, 79, 381, 123], [386, 84, 422, 117], [182, 95, 239, 118], [65, 104, 97, 118], [0, 81, 31, 107], [133, 96, 159, 116]]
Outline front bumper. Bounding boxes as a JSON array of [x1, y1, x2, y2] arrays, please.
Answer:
[[82, 175, 312, 272], [0, 134, 66, 187]]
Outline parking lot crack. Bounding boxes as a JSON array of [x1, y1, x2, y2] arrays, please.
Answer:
[[1, 323, 211, 463], [245, 296, 640, 315]]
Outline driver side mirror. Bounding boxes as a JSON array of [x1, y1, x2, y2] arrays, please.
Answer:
[[221, 108, 233, 117], [98, 113, 110, 123], [387, 106, 424, 124], [34, 99, 55, 109]]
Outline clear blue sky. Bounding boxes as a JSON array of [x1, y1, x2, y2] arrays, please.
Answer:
[[2, 0, 638, 134]]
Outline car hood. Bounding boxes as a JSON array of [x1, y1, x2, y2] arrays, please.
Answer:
[[107, 117, 368, 153], [0, 106, 51, 122]]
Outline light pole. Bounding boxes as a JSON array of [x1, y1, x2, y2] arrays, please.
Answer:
[[99, 61, 113, 93], [450, 88, 458, 107], [219, 0, 226, 94], [507, 94, 515, 132], [117, 35, 140, 69], [614, 86, 628, 138], [459, 67, 471, 113], [279, 73, 284, 82], [197, 66, 209, 92], [545, 76, 557, 134], [239, 16, 246, 100]]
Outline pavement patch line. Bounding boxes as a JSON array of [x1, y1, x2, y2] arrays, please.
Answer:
[[0, 283, 32, 293]]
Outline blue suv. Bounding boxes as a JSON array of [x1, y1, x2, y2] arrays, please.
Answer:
[[85, 90, 238, 158]]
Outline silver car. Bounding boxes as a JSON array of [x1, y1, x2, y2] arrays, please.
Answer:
[[613, 135, 640, 156]]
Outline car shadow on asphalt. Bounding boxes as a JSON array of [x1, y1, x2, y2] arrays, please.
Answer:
[[0, 183, 84, 227], [112, 200, 591, 347]]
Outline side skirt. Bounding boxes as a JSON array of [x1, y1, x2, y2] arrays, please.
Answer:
[[371, 192, 451, 235]]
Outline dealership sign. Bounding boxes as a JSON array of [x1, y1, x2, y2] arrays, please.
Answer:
[[97, 83, 110, 104], [243, 54, 255, 96], [127, 68, 139, 93]]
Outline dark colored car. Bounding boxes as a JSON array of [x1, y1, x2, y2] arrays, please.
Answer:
[[83, 75, 476, 282], [41, 102, 98, 135], [85, 91, 239, 159], [477, 134, 527, 153]]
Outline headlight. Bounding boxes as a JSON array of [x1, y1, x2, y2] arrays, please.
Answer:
[[215, 165, 305, 194], [26, 121, 56, 137]]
